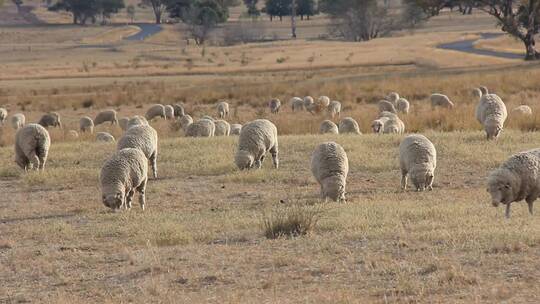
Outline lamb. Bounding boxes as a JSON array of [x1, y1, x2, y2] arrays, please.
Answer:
[[487, 148, 540, 218], [479, 86, 489, 95], [145, 104, 166, 121], [118, 117, 129, 131], [338, 117, 361, 134], [235, 119, 278, 170], [378, 100, 397, 113], [230, 123, 242, 135], [269, 98, 281, 114], [217, 101, 230, 119], [10, 113, 25, 130], [214, 119, 231, 136], [327, 101, 341, 118], [399, 134, 437, 191], [117, 124, 159, 178], [318, 96, 331, 108], [386, 92, 400, 106], [185, 119, 215, 137], [94, 110, 118, 126], [100, 148, 148, 211], [96, 132, 115, 143], [14, 123, 50, 171], [79, 116, 94, 133], [311, 142, 349, 202], [320, 120, 339, 134], [38, 112, 62, 128], [472, 88, 483, 99], [291, 97, 305, 111], [396, 98, 410, 114], [430, 93, 455, 109], [0, 108, 7, 125], [475, 94, 507, 140], [512, 105, 532, 116], [164, 105, 175, 120], [173, 104, 185, 118], [127, 115, 149, 130], [179, 114, 193, 131]]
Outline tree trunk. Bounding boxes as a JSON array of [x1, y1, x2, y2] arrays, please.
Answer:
[[524, 32, 540, 60], [155, 12, 162, 24], [291, 0, 297, 39]]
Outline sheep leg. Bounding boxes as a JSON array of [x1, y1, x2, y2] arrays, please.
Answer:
[[126, 189, 135, 209], [400, 171, 408, 190], [150, 152, 158, 179], [526, 197, 535, 215], [137, 178, 147, 211], [270, 146, 279, 169], [28, 151, 40, 171], [505, 203, 512, 219], [426, 175, 434, 191]]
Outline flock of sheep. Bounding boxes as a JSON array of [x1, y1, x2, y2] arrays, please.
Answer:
[[1, 85, 539, 218]]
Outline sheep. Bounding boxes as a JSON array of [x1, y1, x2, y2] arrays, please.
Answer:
[[10, 113, 25, 130], [269, 98, 281, 114], [0, 108, 7, 125], [382, 114, 405, 134], [396, 98, 410, 114], [311, 142, 349, 202], [487, 148, 540, 218], [378, 100, 397, 113], [96, 132, 115, 143], [230, 123, 242, 135], [14, 123, 50, 171], [117, 124, 158, 178], [371, 117, 389, 134], [127, 115, 149, 130], [318, 96, 331, 108], [430, 93, 455, 109], [479, 86, 489, 95], [67, 130, 79, 139], [320, 120, 339, 134], [399, 134, 437, 191], [235, 119, 278, 170], [118, 117, 129, 131], [173, 104, 185, 118], [38, 112, 62, 128], [338, 117, 361, 134], [217, 101, 230, 119], [472, 88, 483, 99], [201, 115, 215, 121], [386, 92, 400, 106], [185, 119, 215, 137], [327, 101, 341, 118], [100, 148, 148, 211], [303, 96, 314, 109], [145, 104, 166, 121], [179, 114, 193, 131], [79, 116, 94, 133], [475, 94, 507, 140], [164, 105, 175, 120], [291, 97, 305, 111], [94, 110, 118, 126], [512, 105, 532, 116], [214, 119, 231, 136]]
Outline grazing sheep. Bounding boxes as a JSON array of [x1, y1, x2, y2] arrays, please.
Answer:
[[14, 123, 50, 171], [291, 97, 305, 111], [117, 124, 159, 178], [475, 94, 508, 140], [100, 148, 148, 211], [164, 105, 175, 120], [399, 134, 437, 191], [127, 116, 149, 130], [118, 117, 129, 131], [320, 120, 339, 134], [235, 119, 278, 170], [0, 108, 7, 125], [10, 113, 25, 130], [145, 104, 166, 121], [472, 88, 483, 99], [396, 98, 410, 114], [431, 93, 455, 109], [269, 98, 281, 114], [327, 101, 341, 118], [179, 114, 193, 131], [371, 117, 389, 134], [230, 123, 242, 135], [338, 117, 361, 134], [185, 119, 215, 137], [378, 100, 397, 113], [94, 110, 118, 126], [217, 101, 230, 119], [38, 112, 62, 128], [479, 86, 489, 95], [383, 114, 405, 134], [201, 115, 215, 121], [303, 96, 314, 109], [67, 130, 79, 139], [512, 105, 532, 116], [214, 119, 231, 136], [318, 96, 331, 108], [386, 92, 400, 106], [79, 116, 94, 133], [311, 142, 349, 202], [487, 148, 540, 218], [96, 132, 115, 143], [173, 104, 185, 118]]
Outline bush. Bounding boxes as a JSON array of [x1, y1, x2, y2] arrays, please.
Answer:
[[262, 202, 323, 239]]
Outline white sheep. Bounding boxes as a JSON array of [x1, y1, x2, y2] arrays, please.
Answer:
[[145, 104, 166, 121], [214, 119, 231, 136], [235, 119, 278, 170], [320, 120, 339, 134], [230, 123, 242, 135], [291, 97, 305, 111], [100, 148, 148, 211], [96, 132, 115, 143], [327, 101, 341, 118], [479, 86, 489, 95], [14, 123, 50, 171], [396, 98, 410, 114], [399, 134, 437, 191], [269, 98, 281, 114], [487, 148, 540, 218], [338, 117, 361, 134], [117, 124, 159, 178], [185, 119, 215, 137], [217, 101, 230, 119], [311, 142, 349, 202], [94, 110, 118, 126], [38, 112, 62, 128], [179, 114, 193, 131], [201, 115, 215, 121], [303, 96, 314, 109], [318, 96, 331, 108], [164, 105, 175, 120], [472, 88, 483, 99], [378, 100, 397, 113], [475, 94, 507, 140], [79, 116, 94, 133], [173, 104, 185, 118], [386, 92, 400, 106], [430, 93, 455, 109], [127, 115, 149, 130], [118, 117, 129, 131], [0, 108, 7, 125], [10, 113, 25, 130], [371, 116, 389, 134], [383, 115, 405, 134], [512, 105, 532, 116]]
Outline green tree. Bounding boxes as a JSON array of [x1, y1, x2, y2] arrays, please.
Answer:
[[264, 0, 290, 21], [141, 0, 167, 24], [49, 0, 125, 25], [126, 4, 135, 22], [243, 0, 260, 17], [296, 0, 315, 20]]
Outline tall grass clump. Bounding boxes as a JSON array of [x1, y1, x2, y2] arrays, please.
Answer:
[[262, 202, 324, 239]]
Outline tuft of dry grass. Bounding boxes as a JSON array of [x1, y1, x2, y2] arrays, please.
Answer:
[[262, 202, 324, 239]]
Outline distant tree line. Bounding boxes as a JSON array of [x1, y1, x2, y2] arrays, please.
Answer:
[[243, 0, 315, 21]]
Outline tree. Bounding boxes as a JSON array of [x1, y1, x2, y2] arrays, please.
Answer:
[[126, 4, 136, 22], [264, 0, 290, 21], [296, 0, 315, 20], [49, 0, 125, 25], [142, 0, 167, 24], [243, 0, 260, 17], [12, 0, 23, 12]]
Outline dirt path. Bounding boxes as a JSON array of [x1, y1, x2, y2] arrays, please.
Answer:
[[124, 23, 162, 41], [438, 33, 524, 60]]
